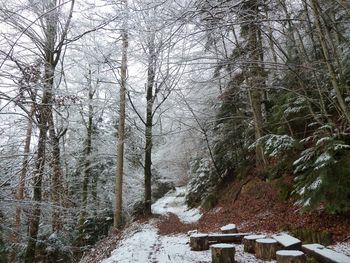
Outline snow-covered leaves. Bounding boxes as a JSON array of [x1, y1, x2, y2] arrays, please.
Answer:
[[249, 134, 296, 158], [293, 125, 350, 212]]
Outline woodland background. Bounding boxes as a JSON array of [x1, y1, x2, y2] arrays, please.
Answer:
[[0, 0, 349, 262]]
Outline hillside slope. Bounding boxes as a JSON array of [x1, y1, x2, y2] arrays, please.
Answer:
[[83, 179, 350, 262]]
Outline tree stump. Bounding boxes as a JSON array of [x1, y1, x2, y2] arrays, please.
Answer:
[[243, 235, 266, 253], [190, 234, 209, 251], [211, 243, 235, 263], [255, 238, 278, 260], [276, 250, 306, 263], [220, 224, 238, 234]]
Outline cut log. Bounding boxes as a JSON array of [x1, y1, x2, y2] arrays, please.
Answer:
[[255, 238, 278, 260], [272, 233, 302, 250], [243, 235, 266, 253], [211, 243, 235, 263], [208, 233, 250, 244], [220, 224, 238, 234], [276, 250, 306, 263], [302, 244, 350, 263], [190, 233, 209, 251]]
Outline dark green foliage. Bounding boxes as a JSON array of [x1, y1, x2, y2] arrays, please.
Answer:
[[277, 181, 293, 201], [212, 84, 252, 178], [294, 128, 350, 213], [268, 91, 312, 138], [186, 156, 214, 208], [74, 210, 113, 248], [35, 232, 74, 263], [201, 194, 218, 211], [151, 169, 175, 201]]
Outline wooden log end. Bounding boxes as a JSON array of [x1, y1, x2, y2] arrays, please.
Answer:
[[211, 243, 235, 263], [243, 235, 266, 253], [276, 250, 306, 263], [190, 233, 209, 251], [255, 238, 278, 260]]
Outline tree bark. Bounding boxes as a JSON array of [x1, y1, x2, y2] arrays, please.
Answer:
[[144, 31, 156, 215], [255, 238, 278, 260], [243, 235, 266, 253], [48, 112, 64, 233], [24, 63, 54, 263], [114, 3, 128, 227], [24, 0, 74, 260], [190, 234, 209, 251], [10, 103, 35, 262], [310, 0, 350, 123], [211, 244, 235, 263], [77, 68, 95, 243], [244, 0, 267, 168], [276, 250, 306, 263]]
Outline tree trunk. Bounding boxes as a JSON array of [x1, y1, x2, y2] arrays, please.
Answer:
[[22, 0, 74, 260], [310, 0, 350, 123], [244, 0, 267, 168], [77, 68, 94, 243], [48, 113, 64, 233], [24, 63, 54, 263], [114, 7, 128, 227], [10, 103, 35, 262], [144, 31, 156, 215]]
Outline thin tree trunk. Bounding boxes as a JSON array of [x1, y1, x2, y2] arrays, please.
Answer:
[[114, 0, 128, 228], [10, 103, 35, 262], [48, 112, 64, 233], [144, 31, 156, 215], [333, 0, 350, 14], [246, 0, 267, 167], [77, 69, 94, 243], [310, 0, 350, 123]]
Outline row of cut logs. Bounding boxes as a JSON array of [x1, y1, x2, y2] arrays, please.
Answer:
[[243, 234, 306, 263], [190, 223, 306, 263], [190, 224, 350, 263]]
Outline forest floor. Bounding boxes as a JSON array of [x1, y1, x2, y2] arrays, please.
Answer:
[[83, 179, 350, 263]]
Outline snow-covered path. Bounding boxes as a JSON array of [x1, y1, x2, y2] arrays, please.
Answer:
[[102, 223, 211, 263], [151, 186, 202, 223], [101, 187, 275, 263], [102, 187, 210, 263]]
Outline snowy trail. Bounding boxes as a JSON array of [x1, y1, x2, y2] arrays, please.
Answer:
[[151, 186, 202, 223], [101, 221, 275, 263], [102, 187, 210, 263], [101, 187, 276, 263]]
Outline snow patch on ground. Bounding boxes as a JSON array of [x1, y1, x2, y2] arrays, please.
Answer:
[[151, 186, 202, 223], [101, 222, 210, 263], [101, 221, 275, 263]]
